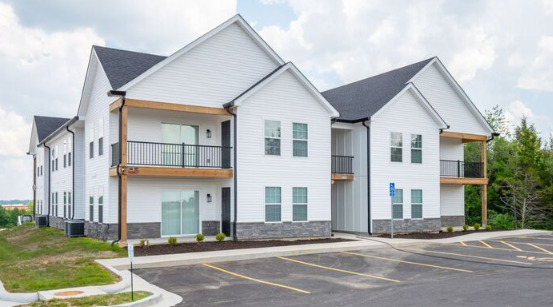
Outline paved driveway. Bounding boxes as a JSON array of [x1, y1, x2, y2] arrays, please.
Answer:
[[136, 234, 553, 306]]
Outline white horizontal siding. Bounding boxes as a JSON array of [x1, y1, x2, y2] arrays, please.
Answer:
[[48, 131, 74, 218], [440, 185, 464, 216], [440, 137, 463, 161], [126, 23, 279, 107], [237, 70, 332, 223], [413, 64, 489, 135], [370, 89, 441, 222]]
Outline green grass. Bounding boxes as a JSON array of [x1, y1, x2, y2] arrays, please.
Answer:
[[0, 224, 126, 292], [20, 291, 151, 307]]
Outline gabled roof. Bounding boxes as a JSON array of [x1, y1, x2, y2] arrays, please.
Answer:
[[34, 116, 70, 142], [93, 46, 166, 90], [322, 57, 435, 122]]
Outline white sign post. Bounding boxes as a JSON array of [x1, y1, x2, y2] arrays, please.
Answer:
[[389, 183, 395, 239], [128, 243, 134, 301]]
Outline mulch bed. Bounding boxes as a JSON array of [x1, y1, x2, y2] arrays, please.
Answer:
[[377, 229, 508, 239], [134, 238, 350, 256]]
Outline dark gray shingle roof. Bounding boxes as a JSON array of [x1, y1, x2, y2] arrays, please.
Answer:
[[34, 116, 70, 142], [322, 57, 434, 122], [93, 46, 167, 90]]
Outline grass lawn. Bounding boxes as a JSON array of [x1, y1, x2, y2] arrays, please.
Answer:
[[19, 291, 151, 307], [0, 224, 126, 293]]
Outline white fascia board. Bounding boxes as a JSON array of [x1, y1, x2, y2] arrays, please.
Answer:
[[232, 62, 340, 117], [119, 14, 285, 92], [371, 83, 449, 129], [409, 58, 494, 135], [28, 122, 39, 154]]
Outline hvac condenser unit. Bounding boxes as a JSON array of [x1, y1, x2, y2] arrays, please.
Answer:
[[65, 220, 85, 237], [36, 215, 48, 228]]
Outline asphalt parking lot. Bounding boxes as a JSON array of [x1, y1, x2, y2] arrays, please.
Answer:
[[136, 234, 553, 306]]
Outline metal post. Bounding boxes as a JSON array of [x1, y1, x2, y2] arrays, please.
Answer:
[[457, 160, 461, 177], [130, 261, 134, 301], [181, 143, 185, 168], [391, 197, 394, 239]]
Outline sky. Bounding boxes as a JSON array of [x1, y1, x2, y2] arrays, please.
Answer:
[[0, 0, 552, 200]]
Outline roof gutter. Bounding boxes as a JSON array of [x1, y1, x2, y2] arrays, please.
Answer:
[[108, 90, 126, 246], [65, 125, 76, 219], [223, 102, 238, 241], [361, 118, 372, 235], [487, 132, 500, 143]]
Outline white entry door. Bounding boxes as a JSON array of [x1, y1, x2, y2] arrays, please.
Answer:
[[161, 190, 200, 236]]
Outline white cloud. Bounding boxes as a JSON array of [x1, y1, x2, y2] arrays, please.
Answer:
[[505, 100, 553, 138], [517, 36, 553, 91], [0, 106, 30, 156]]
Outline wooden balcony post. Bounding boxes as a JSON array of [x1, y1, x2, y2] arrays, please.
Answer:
[[481, 140, 488, 225], [119, 105, 128, 247]]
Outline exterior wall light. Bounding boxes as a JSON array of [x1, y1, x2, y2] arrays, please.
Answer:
[[207, 194, 212, 203], [206, 129, 212, 139]]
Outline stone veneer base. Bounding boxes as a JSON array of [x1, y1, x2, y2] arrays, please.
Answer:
[[372, 218, 441, 234], [236, 221, 332, 239], [441, 215, 466, 227]]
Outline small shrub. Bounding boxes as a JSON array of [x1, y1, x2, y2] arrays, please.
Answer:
[[473, 223, 481, 231], [485, 225, 492, 231], [489, 213, 514, 230], [446, 226, 453, 232], [462, 225, 469, 232], [168, 237, 177, 246], [216, 233, 226, 242], [196, 233, 204, 242], [139, 238, 150, 249]]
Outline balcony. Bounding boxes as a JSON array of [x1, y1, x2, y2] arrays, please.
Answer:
[[440, 160, 487, 185], [110, 141, 233, 178], [332, 155, 354, 181]]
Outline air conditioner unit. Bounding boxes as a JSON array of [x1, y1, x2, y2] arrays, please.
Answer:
[[66, 220, 85, 237], [36, 215, 48, 228]]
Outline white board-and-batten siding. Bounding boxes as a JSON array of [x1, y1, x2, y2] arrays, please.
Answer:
[[370, 89, 442, 223], [237, 70, 332, 223]]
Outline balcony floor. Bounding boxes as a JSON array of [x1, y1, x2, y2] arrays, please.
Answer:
[[440, 177, 488, 185], [110, 166, 233, 179]]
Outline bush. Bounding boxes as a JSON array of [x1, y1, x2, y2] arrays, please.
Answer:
[[23, 222, 35, 226], [485, 225, 492, 231], [196, 233, 204, 242], [216, 232, 226, 242], [489, 213, 514, 230], [473, 223, 481, 231], [446, 226, 453, 232], [168, 237, 177, 246], [139, 238, 150, 249], [462, 225, 469, 232]]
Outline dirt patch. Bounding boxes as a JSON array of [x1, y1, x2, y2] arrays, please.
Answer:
[[377, 229, 508, 239], [134, 238, 350, 256]]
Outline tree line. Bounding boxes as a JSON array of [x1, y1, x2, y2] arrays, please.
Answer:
[[465, 106, 553, 230]]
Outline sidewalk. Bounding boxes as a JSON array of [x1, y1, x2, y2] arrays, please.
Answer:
[[98, 229, 550, 271]]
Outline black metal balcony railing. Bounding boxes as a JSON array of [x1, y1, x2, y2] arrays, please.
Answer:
[[111, 141, 232, 169], [332, 155, 354, 174], [440, 160, 484, 178]]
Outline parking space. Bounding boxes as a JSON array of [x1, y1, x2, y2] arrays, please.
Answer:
[[136, 234, 553, 306]]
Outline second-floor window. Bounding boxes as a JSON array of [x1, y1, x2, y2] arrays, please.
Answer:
[[68, 152, 72, 167], [293, 123, 308, 157], [98, 137, 104, 156], [63, 154, 67, 168], [265, 120, 281, 156], [411, 134, 422, 163], [391, 132, 403, 162], [89, 141, 94, 159]]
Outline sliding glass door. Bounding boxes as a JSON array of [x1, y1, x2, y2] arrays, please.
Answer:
[[161, 190, 200, 236], [161, 123, 199, 166]]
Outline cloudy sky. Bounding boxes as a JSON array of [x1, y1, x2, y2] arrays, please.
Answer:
[[1, 0, 552, 200]]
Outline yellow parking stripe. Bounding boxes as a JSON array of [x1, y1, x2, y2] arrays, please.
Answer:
[[342, 251, 472, 273], [403, 248, 531, 265], [517, 236, 553, 241], [277, 256, 400, 283], [460, 241, 467, 246], [457, 242, 553, 255], [202, 263, 310, 294], [479, 241, 493, 248], [500, 241, 523, 251], [526, 243, 553, 255]]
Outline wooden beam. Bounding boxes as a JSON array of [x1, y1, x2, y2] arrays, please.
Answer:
[[109, 98, 123, 112], [481, 140, 488, 225], [108, 166, 234, 178], [332, 174, 354, 181], [121, 106, 128, 166], [440, 177, 489, 185], [440, 131, 488, 143], [119, 174, 128, 247], [123, 98, 230, 116]]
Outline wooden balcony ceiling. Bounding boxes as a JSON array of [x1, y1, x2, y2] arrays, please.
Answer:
[[440, 177, 488, 185], [332, 174, 354, 181], [110, 98, 230, 116], [110, 166, 233, 178], [440, 131, 488, 143]]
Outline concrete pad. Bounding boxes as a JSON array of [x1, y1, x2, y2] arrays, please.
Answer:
[[38, 286, 106, 301]]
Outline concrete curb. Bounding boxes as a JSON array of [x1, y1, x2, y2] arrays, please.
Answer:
[[0, 279, 38, 304], [107, 292, 163, 307]]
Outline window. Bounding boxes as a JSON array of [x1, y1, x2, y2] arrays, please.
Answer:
[[68, 152, 72, 167], [392, 189, 403, 219], [63, 192, 67, 205], [89, 141, 94, 159], [63, 154, 67, 168], [55, 158, 58, 171], [293, 123, 308, 157], [264, 120, 281, 155], [390, 132, 403, 162], [98, 137, 104, 156], [265, 187, 281, 222], [68, 192, 71, 205], [411, 134, 422, 163], [89, 196, 94, 222], [293, 187, 308, 221], [51, 160, 55, 171], [98, 195, 104, 223], [411, 189, 423, 219]]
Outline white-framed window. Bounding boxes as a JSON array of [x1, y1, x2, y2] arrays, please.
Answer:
[[265, 187, 281, 222], [89, 191, 94, 222], [88, 126, 94, 159], [264, 120, 281, 156], [411, 189, 423, 219], [292, 123, 308, 157], [293, 187, 308, 221], [98, 117, 104, 156], [98, 194, 104, 224], [391, 132, 403, 162], [392, 189, 403, 219], [411, 134, 422, 164]]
